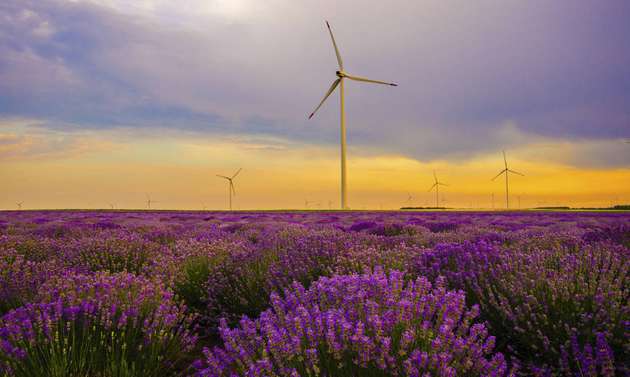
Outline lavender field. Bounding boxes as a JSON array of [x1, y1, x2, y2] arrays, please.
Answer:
[[0, 210, 628, 376]]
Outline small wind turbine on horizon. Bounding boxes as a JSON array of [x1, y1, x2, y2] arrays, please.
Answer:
[[145, 194, 158, 210], [428, 171, 448, 208], [491, 151, 524, 209], [308, 21, 397, 210], [16, 202, 23, 210], [109, 203, 115, 210], [406, 193, 414, 205], [217, 168, 241, 211]]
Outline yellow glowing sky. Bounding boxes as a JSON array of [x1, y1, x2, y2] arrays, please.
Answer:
[[1, 119, 628, 210]]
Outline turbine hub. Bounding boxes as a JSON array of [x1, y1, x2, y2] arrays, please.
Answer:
[[336, 70, 347, 78]]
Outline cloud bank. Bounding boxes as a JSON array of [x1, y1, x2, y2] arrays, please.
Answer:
[[1, 0, 629, 166]]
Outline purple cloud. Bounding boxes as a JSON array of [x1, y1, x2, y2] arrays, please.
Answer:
[[1, 0, 629, 164]]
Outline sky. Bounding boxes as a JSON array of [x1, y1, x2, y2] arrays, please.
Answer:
[[1, 0, 629, 210]]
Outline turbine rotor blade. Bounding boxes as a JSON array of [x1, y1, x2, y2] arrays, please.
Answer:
[[231, 168, 242, 179], [428, 183, 437, 192], [439, 183, 449, 186], [503, 150, 508, 169], [345, 74, 397, 86], [216, 175, 230, 180], [308, 79, 340, 119], [325, 21, 343, 70], [508, 169, 524, 176], [433, 170, 437, 182], [491, 170, 507, 181], [230, 182, 236, 195]]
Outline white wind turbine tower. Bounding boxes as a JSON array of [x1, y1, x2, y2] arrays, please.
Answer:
[[428, 171, 448, 208], [308, 21, 397, 210], [217, 168, 241, 211], [491, 151, 524, 209]]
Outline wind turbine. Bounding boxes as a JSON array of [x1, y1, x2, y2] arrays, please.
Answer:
[[109, 203, 115, 210], [428, 171, 448, 208], [308, 21, 397, 210], [145, 194, 158, 209], [217, 168, 241, 211], [491, 151, 524, 209], [16, 202, 23, 210]]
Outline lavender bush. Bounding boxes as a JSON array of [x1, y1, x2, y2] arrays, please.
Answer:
[[64, 232, 164, 275], [0, 271, 196, 377], [194, 269, 510, 376], [414, 239, 629, 375], [0, 248, 59, 315], [204, 226, 351, 327]]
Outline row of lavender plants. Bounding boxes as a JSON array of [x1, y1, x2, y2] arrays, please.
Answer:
[[0, 210, 628, 376]]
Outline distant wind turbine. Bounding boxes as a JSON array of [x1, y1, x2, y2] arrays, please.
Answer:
[[217, 168, 241, 211], [109, 203, 115, 210], [491, 151, 524, 209], [406, 192, 414, 205], [428, 171, 448, 208], [16, 202, 23, 210], [308, 21, 397, 210], [145, 194, 158, 209]]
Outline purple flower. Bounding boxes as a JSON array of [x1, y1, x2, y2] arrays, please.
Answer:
[[193, 269, 508, 376]]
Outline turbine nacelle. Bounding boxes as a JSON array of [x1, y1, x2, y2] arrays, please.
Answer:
[[336, 70, 347, 78]]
